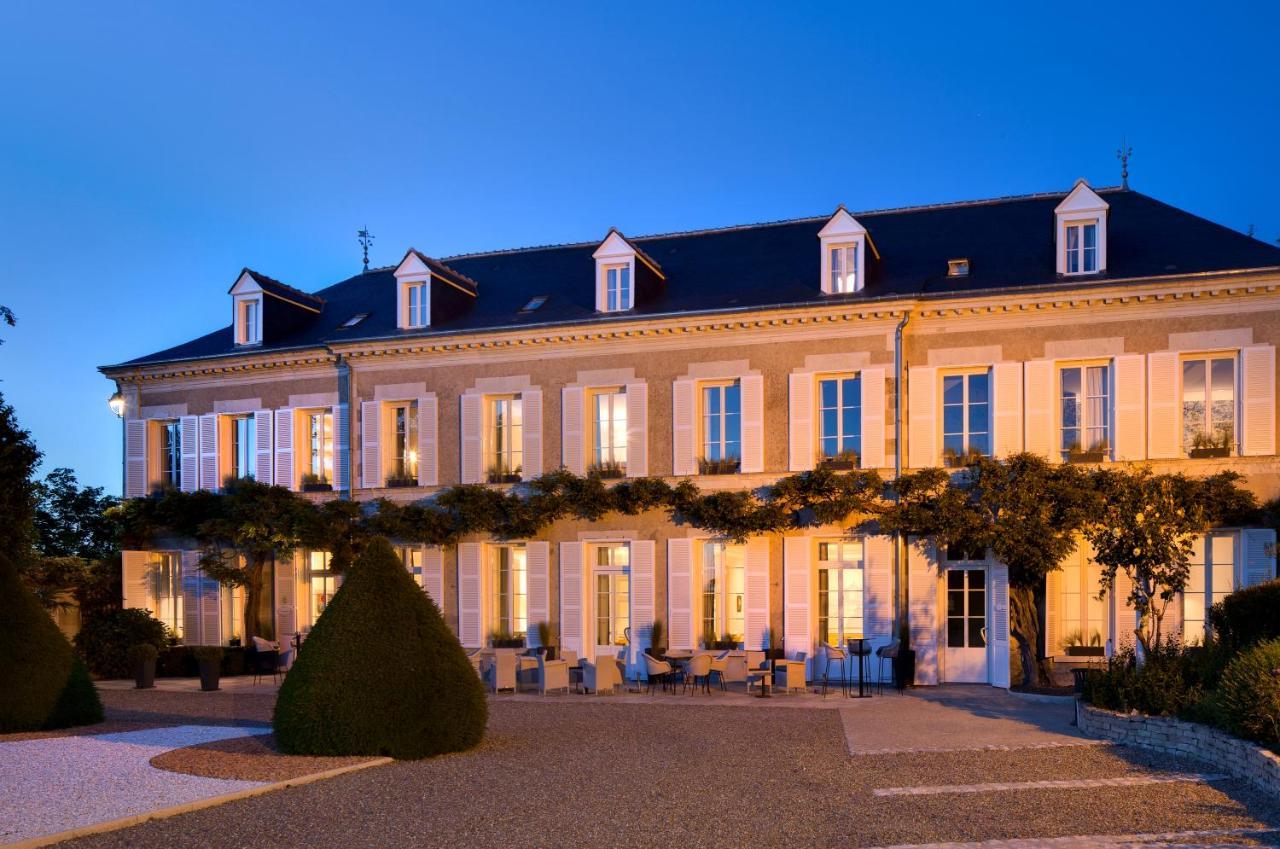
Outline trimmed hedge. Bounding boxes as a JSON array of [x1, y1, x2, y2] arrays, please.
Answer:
[[1212, 639, 1280, 750], [0, 554, 103, 732], [273, 537, 487, 758], [1209, 580, 1280, 652], [75, 607, 170, 679]]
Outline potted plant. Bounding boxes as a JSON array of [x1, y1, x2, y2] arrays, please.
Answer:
[[1063, 629, 1105, 657], [486, 465, 522, 484], [384, 473, 417, 488], [489, 630, 525, 649], [535, 621, 556, 660], [300, 472, 333, 492], [1066, 440, 1108, 464], [708, 632, 738, 651], [128, 643, 158, 689], [818, 450, 859, 471], [1188, 429, 1232, 459], [647, 619, 667, 658], [193, 645, 224, 691], [697, 456, 741, 475], [587, 460, 625, 479], [893, 622, 915, 689]]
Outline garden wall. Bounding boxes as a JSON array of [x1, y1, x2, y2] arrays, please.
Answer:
[[1076, 701, 1280, 797]]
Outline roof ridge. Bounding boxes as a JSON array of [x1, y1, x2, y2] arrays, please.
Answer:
[[245, 268, 327, 306], [439, 185, 1126, 261]]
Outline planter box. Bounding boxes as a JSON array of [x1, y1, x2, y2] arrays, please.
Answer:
[[1066, 645, 1105, 657], [1189, 447, 1230, 459], [198, 660, 221, 692], [818, 458, 856, 471], [1067, 451, 1107, 464], [301, 481, 333, 492], [134, 659, 155, 689], [487, 474, 522, 484], [385, 478, 417, 488]]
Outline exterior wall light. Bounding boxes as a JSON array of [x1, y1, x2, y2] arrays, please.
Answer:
[[108, 392, 125, 418]]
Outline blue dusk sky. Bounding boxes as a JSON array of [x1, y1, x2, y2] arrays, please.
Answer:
[[1, 2, 1277, 494]]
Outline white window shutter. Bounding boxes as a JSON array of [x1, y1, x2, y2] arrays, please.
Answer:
[[744, 536, 770, 651], [561, 386, 585, 475], [861, 367, 887, 469], [241, 409, 267, 486], [521, 389, 543, 478], [422, 546, 444, 607], [989, 564, 1010, 688], [1023, 360, 1055, 459], [199, 414, 219, 491], [1241, 345, 1276, 457], [907, 538, 939, 685], [672, 378, 696, 475], [1045, 567, 1062, 656], [991, 362, 1023, 458], [201, 568, 222, 646], [265, 409, 285, 488], [525, 541, 550, 646], [179, 416, 199, 492], [1242, 528, 1277, 587], [360, 401, 381, 489], [122, 551, 151, 611], [1146, 351, 1180, 459], [181, 551, 201, 644], [332, 404, 350, 491], [629, 539, 656, 680], [274, 553, 296, 641], [739, 374, 765, 474], [907, 367, 937, 468], [1112, 355, 1146, 461], [787, 372, 814, 472], [125, 419, 147, 498], [783, 537, 811, 666], [864, 534, 893, 638], [418, 395, 438, 486], [559, 541, 585, 661], [457, 542, 482, 648], [1111, 568, 1136, 654], [667, 539, 693, 650], [625, 381, 648, 477], [460, 394, 482, 484]]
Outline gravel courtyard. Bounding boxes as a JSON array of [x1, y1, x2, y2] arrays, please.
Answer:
[[41, 685, 1280, 849]]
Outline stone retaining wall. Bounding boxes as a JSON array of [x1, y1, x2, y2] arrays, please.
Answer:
[[1076, 700, 1280, 797]]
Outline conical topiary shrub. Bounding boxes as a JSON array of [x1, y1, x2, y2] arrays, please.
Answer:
[[273, 537, 487, 758], [0, 553, 104, 732]]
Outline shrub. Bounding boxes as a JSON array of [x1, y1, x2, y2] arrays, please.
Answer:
[[75, 607, 169, 678], [1209, 580, 1280, 652], [1213, 638, 1280, 750], [0, 554, 103, 732], [273, 537, 487, 758], [126, 643, 159, 666], [192, 646, 224, 664], [1081, 643, 1204, 717]]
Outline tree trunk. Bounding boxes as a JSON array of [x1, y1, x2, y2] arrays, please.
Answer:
[[242, 552, 271, 642], [1008, 584, 1050, 687]]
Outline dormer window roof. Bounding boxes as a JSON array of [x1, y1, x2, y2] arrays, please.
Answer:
[[1055, 180, 1109, 276], [227, 268, 322, 347], [818, 206, 876, 295], [393, 249, 479, 331], [591, 229, 664, 313]]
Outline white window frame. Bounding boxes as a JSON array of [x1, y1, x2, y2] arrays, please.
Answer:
[[817, 373, 862, 464], [589, 387, 628, 472], [590, 541, 630, 649], [398, 545, 423, 584], [234, 294, 263, 345], [603, 264, 632, 312], [157, 419, 182, 490], [699, 380, 742, 473], [1058, 362, 1111, 458], [1183, 532, 1236, 644], [303, 550, 337, 631], [148, 551, 183, 640], [818, 208, 869, 295], [489, 543, 528, 639], [1181, 353, 1237, 456], [827, 243, 861, 294], [1063, 221, 1099, 275], [303, 409, 334, 483], [940, 370, 991, 466], [1054, 182, 1109, 276], [385, 401, 418, 484], [816, 538, 865, 647], [699, 540, 746, 645], [229, 414, 257, 481], [404, 281, 428, 328], [487, 395, 523, 481]]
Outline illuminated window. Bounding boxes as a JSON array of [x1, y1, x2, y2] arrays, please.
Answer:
[[148, 552, 183, 640], [305, 410, 333, 482], [158, 421, 182, 490], [487, 396, 523, 480], [700, 542, 745, 644], [305, 551, 337, 629], [1060, 365, 1110, 457], [604, 265, 632, 311], [388, 402, 418, 483], [817, 539, 864, 646], [591, 389, 627, 472], [701, 382, 741, 472], [398, 545, 422, 585], [828, 244, 860, 293], [490, 545, 527, 638], [1182, 356, 1235, 455], [229, 415, 257, 480], [592, 543, 630, 647], [1184, 533, 1235, 644]]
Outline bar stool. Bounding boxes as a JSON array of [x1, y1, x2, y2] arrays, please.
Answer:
[[847, 638, 873, 698], [820, 643, 848, 698], [875, 640, 900, 695]]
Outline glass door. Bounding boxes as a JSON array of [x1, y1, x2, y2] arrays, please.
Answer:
[[943, 567, 989, 683]]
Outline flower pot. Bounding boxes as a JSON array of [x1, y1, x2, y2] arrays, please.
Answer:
[[198, 659, 221, 692], [134, 658, 156, 689], [1188, 447, 1230, 459], [1065, 645, 1105, 657], [301, 482, 333, 492], [893, 648, 916, 689]]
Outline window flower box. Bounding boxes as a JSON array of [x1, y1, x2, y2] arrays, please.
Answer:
[[1065, 645, 1106, 657], [818, 452, 859, 471], [1188, 446, 1230, 459], [385, 475, 417, 488], [487, 469, 522, 484], [587, 461, 625, 479], [489, 633, 525, 649], [1066, 450, 1107, 464], [697, 457, 741, 476], [300, 475, 333, 492]]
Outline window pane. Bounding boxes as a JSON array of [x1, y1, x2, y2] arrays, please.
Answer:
[[943, 375, 963, 406], [820, 378, 837, 409], [1183, 359, 1207, 449], [968, 373, 989, 404]]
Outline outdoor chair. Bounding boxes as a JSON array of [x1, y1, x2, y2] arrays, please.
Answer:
[[644, 654, 673, 694], [721, 652, 749, 688], [708, 651, 731, 691], [581, 654, 623, 694], [536, 652, 570, 695], [248, 644, 284, 685], [875, 641, 900, 694], [560, 649, 581, 690], [467, 649, 484, 679], [775, 652, 807, 694], [821, 643, 848, 697], [682, 653, 713, 694], [485, 649, 517, 693]]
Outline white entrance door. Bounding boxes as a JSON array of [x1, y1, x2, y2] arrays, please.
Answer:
[[944, 567, 988, 683]]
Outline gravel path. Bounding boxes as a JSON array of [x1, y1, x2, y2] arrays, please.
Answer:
[[0, 725, 268, 845], [59, 700, 1280, 849], [150, 733, 378, 782]]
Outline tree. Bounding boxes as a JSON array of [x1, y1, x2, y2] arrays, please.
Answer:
[[22, 468, 122, 611], [0, 391, 41, 558], [1084, 467, 1256, 657], [0, 304, 13, 345], [877, 454, 1097, 686]]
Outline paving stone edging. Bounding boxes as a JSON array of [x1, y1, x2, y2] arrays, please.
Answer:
[[1075, 699, 1280, 797]]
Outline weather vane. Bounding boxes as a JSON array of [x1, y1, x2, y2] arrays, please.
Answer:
[[1116, 139, 1132, 190], [357, 227, 375, 273]]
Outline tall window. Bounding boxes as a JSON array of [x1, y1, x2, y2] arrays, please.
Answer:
[[1184, 533, 1235, 644], [604, 264, 631, 311], [700, 542, 745, 644], [819, 374, 861, 463], [701, 382, 741, 471], [398, 545, 422, 586], [592, 543, 630, 647], [239, 299, 261, 344], [1058, 555, 1105, 653], [305, 410, 333, 481], [946, 568, 987, 649], [1064, 222, 1098, 274], [306, 551, 337, 629], [1183, 356, 1235, 454], [941, 372, 990, 465], [222, 583, 244, 644], [148, 552, 182, 640], [230, 415, 257, 480], [389, 402, 418, 482], [817, 539, 864, 646], [829, 244, 860, 293], [592, 389, 627, 471], [406, 281, 428, 328], [1060, 365, 1110, 457], [491, 545, 527, 637], [488, 396, 523, 479], [159, 420, 182, 489]]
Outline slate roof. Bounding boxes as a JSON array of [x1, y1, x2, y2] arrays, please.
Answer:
[[238, 268, 325, 311], [109, 187, 1280, 369]]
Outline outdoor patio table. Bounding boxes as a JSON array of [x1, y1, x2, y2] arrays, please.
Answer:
[[745, 666, 772, 698]]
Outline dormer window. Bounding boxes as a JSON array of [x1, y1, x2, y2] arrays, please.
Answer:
[[227, 268, 322, 348], [393, 249, 479, 331], [818, 206, 873, 295], [1055, 180, 1109, 276], [947, 258, 970, 278], [593, 229, 663, 313], [405, 280, 428, 328], [236, 297, 262, 345], [605, 264, 632, 311]]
